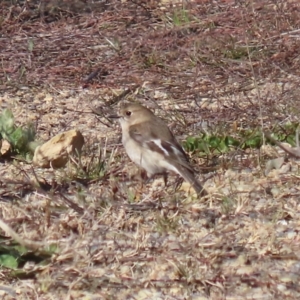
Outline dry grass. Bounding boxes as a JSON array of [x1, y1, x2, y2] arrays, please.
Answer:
[[0, 0, 300, 299]]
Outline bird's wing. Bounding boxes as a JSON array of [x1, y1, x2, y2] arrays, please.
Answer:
[[128, 121, 193, 171]]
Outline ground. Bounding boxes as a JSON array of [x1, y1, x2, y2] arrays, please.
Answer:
[[0, 0, 300, 299]]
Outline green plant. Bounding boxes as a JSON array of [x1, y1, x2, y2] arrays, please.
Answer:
[[0, 109, 37, 155], [0, 241, 54, 272], [67, 143, 116, 184], [156, 214, 179, 233], [184, 122, 300, 157], [221, 196, 236, 215], [171, 9, 191, 26], [184, 134, 240, 156], [142, 52, 165, 69], [0, 253, 18, 269]]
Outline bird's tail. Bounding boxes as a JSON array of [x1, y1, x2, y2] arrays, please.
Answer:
[[176, 165, 206, 196]]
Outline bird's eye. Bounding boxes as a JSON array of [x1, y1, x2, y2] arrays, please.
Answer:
[[125, 111, 131, 116]]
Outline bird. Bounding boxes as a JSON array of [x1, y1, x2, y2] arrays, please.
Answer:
[[110, 103, 206, 196]]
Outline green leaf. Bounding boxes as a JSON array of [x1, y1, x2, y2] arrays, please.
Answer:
[[225, 136, 239, 147], [286, 135, 295, 146], [14, 245, 28, 256], [208, 136, 221, 148], [0, 110, 37, 156], [24, 123, 36, 142], [10, 127, 28, 150], [218, 139, 229, 152], [197, 140, 211, 154], [184, 137, 198, 152], [47, 244, 58, 253], [244, 135, 262, 148], [28, 39, 34, 52], [0, 109, 15, 136], [0, 254, 18, 269]]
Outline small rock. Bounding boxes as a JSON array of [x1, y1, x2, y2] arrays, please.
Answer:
[[270, 187, 280, 197], [0, 139, 11, 156], [279, 162, 291, 174], [153, 90, 168, 100], [33, 130, 84, 168], [265, 157, 285, 175], [260, 144, 278, 157], [44, 94, 53, 102]]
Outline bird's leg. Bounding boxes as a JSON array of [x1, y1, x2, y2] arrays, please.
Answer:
[[163, 173, 168, 187], [174, 175, 184, 192], [135, 169, 148, 197], [140, 169, 148, 183]]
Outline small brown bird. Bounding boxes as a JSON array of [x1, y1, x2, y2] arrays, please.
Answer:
[[110, 103, 205, 195]]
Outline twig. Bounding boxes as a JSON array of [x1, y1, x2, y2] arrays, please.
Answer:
[[0, 218, 43, 251]]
